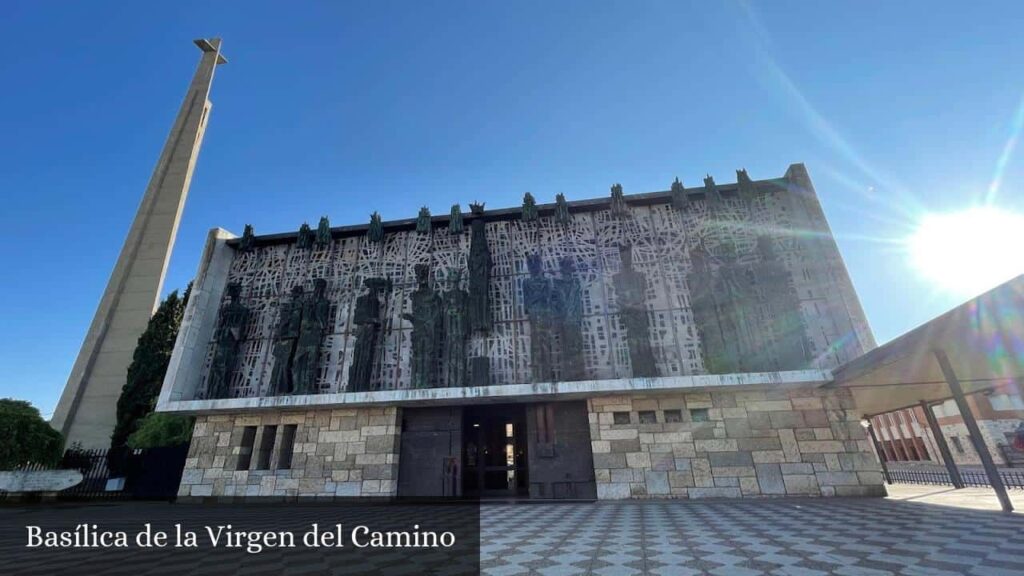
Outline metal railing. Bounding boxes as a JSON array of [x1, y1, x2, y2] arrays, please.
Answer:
[[888, 466, 1024, 489], [2, 445, 188, 501]]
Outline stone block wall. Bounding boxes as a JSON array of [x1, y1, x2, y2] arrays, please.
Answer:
[[178, 406, 401, 499], [588, 387, 885, 499], [937, 418, 1023, 466]]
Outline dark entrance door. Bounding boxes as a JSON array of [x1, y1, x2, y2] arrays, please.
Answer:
[[397, 406, 463, 497], [526, 401, 597, 499], [463, 405, 529, 498]]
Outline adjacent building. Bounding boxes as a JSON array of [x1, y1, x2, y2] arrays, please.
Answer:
[[156, 164, 887, 500], [871, 392, 1024, 468]]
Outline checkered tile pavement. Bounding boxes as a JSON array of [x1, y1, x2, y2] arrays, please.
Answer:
[[480, 499, 1024, 575], [3, 498, 1022, 575]]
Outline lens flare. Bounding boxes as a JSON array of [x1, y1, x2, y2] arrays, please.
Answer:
[[908, 206, 1024, 298]]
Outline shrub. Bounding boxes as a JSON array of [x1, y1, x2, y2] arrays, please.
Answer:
[[0, 399, 63, 469], [126, 413, 195, 449]]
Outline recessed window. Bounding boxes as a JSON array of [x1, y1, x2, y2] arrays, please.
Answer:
[[613, 411, 631, 425], [255, 425, 278, 470], [689, 408, 709, 423], [638, 411, 657, 424], [276, 424, 298, 470], [237, 426, 257, 471], [951, 436, 965, 454], [664, 409, 683, 423]]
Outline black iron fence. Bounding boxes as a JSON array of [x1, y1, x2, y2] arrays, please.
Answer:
[[1, 445, 188, 501], [888, 465, 1024, 489]]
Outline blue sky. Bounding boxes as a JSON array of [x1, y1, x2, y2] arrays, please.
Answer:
[[2, 1, 1023, 417]]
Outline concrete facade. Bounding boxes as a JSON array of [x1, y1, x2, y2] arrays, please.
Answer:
[[51, 39, 227, 448]]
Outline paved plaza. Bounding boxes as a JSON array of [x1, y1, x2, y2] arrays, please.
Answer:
[[480, 492, 1024, 576], [1, 489, 1023, 575]]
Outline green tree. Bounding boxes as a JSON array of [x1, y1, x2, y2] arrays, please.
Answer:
[[110, 284, 190, 451], [126, 412, 195, 449], [0, 399, 63, 469]]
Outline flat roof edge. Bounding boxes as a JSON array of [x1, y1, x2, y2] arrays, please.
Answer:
[[157, 369, 833, 415]]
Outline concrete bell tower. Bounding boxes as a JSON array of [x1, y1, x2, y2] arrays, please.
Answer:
[[51, 39, 228, 448]]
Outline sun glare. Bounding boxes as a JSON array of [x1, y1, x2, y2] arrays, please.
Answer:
[[908, 206, 1024, 298]]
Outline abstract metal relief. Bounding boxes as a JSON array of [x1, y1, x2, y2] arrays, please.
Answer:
[[202, 171, 860, 400]]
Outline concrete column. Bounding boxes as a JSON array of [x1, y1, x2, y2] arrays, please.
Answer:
[[919, 400, 964, 488], [51, 39, 228, 448], [934, 349, 1012, 512]]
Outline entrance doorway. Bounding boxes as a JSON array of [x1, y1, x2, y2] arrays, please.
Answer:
[[463, 404, 528, 498]]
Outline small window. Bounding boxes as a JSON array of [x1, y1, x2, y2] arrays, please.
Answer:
[[613, 411, 631, 425], [690, 408, 709, 423], [255, 425, 278, 470], [276, 425, 298, 470], [951, 436, 965, 454], [237, 426, 257, 471], [638, 411, 657, 424], [664, 409, 683, 423]]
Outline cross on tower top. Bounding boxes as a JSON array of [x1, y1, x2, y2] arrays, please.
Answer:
[[194, 37, 228, 65]]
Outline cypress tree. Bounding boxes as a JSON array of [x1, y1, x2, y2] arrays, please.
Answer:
[[110, 284, 191, 451]]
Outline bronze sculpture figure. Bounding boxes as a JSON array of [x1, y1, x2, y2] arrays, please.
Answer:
[[368, 212, 384, 243], [297, 222, 314, 249], [554, 256, 585, 381], [347, 278, 388, 392], [269, 285, 304, 394], [523, 253, 554, 383], [612, 244, 658, 377], [441, 269, 470, 387], [522, 192, 538, 223], [404, 264, 442, 389], [292, 278, 330, 394], [555, 193, 571, 226], [468, 202, 492, 332], [315, 216, 331, 246], [416, 206, 432, 234], [207, 283, 249, 398]]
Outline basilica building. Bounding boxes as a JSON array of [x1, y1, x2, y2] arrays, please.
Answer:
[[157, 163, 885, 500]]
